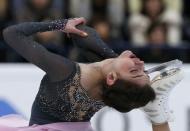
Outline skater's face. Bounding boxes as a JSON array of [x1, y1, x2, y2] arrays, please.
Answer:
[[110, 50, 150, 87]]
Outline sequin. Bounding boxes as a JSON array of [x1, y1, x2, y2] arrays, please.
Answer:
[[35, 64, 105, 122], [51, 19, 68, 31]]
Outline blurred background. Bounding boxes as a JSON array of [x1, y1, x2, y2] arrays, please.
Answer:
[[0, 0, 190, 63], [0, 0, 190, 131]]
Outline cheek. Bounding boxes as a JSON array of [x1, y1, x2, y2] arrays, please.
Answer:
[[117, 59, 135, 72]]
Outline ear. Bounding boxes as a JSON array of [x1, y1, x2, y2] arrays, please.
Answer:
[[106, 72, 118, 86]]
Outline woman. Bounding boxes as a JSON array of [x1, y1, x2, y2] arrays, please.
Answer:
[[3, 17, 171, 131], [129, 0, 182, 46]]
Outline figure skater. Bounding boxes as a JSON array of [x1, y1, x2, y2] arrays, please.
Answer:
[[71, 23, 184, 131], [3, 17, 183, 131]]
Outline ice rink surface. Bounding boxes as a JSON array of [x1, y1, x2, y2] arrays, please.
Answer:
[[0, 64, 189, 131]]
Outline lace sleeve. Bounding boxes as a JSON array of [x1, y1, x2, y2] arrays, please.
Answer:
[[3, 19, 75, 81], [71, 25, 118, 62]]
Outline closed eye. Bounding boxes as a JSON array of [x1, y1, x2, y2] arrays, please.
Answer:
[[132, 75, 144, 78], [130, 69, 138, 73]]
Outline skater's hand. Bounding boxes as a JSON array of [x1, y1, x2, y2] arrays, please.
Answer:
[[64, 17, 88, 37]]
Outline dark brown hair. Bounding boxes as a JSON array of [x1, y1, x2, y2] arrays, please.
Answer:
[[141, 0, 165, 17], [102, 79, 155, 113], [146, 21, 168, 37]]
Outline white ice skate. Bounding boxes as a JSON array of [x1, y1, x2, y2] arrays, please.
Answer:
[[142, 60, 184, 125]]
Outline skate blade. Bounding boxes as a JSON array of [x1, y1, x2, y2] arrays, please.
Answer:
[[145, 59, 183, 74]]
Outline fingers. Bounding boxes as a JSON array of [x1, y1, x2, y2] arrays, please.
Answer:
[[73, 17, 87, 25], [72, 17, 88, 37], [72, 28, 88, 37], [66, 17, 88, 37]]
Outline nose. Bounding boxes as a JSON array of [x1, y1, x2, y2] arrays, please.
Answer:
[[134, 58, 144, 65], [134, 58, 145, 72], [139, 60, 144, 65], [121, 50, 136, 58]]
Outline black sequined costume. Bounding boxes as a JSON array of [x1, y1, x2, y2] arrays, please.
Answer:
[[3, 19, 118, 125]]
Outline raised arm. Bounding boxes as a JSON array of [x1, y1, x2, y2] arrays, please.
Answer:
[[71, 25, 118, 62], [3, 18, 87, 81]]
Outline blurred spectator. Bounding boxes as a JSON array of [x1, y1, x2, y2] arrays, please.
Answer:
[[68, 0, 92, 20], [164, 0, 182, 12], [0, 0, 14, 40], [146, 21, 167, 45], [107, 0, 127, 39], [69, 0, 128, 39], [128, 0, 182, 13], [0, 0, 188, 63], [13, 0, 67, 62], [16, 0, 62, 22], [128, 0, 182, 47], [0, 0, 15, 62], [132, 22, 183, 63], [128, 0, 141, 13], [89, 17, 111, 42]]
